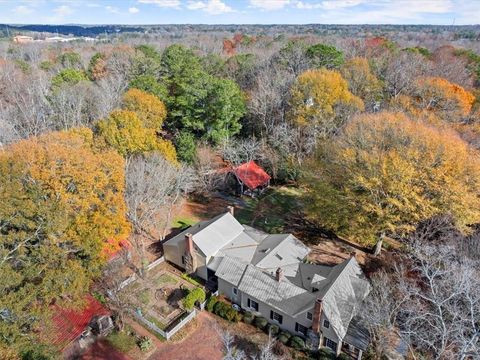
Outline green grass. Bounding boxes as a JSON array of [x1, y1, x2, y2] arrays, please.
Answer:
[[172, 216, 197, 230], [154, 273, 178, 287], [236, 186, 304, 233], [145, 314, 167, 330], [181, 273, 201, 287], [106, 329, 137, 353], [139, 289, 151, 305]]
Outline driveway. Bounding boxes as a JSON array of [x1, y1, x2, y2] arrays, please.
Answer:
[[148, 311, 223, 360]]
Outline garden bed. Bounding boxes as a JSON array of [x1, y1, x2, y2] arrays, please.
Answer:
[[121, 264, 198, 331]]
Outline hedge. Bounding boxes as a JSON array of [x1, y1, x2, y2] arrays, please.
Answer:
[[206, 296, 218, 312], [288, 336, 305, 351], [182, 287, 206, 311], [277, 331, 291, 345], [212, 300, 241, 322], [318, 348, 336, 360], [243, 311, 255, 325], [254, 316, 268, 330], [266, 323, 280, 336]]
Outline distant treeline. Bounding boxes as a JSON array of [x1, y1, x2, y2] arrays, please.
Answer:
[[1, 23, 479, 39], [1, 24, 144, 37]]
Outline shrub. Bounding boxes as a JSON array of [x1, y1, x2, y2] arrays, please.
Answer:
[[243, 311, 255, 324], [336, 354, 351, 360], [138, 336, 153, 352], [277, 331, 291, 345], [289, 336, 305, 351], [225, 307, 237, 322], [266, 323, 280, 336], [206, 296, 218, 312], [182, 287, 206, 311], [318, 348, 336, 360], [254, 316, 268, 330], [214, 301, 229, 318]]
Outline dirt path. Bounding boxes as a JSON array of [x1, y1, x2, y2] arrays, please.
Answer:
[[148, 312, 223, 360]]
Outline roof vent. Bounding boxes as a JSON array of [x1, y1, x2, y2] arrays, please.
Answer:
[[275, 253, 283, 260]]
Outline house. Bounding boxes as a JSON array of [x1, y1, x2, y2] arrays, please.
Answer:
[[163, 207, 370, 359], [226, 160, 271, 196], [12, 35, 34, 43], [44, 295, 114, 358]]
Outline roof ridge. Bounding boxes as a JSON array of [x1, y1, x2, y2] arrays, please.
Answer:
[[320, 256, 356, 300]]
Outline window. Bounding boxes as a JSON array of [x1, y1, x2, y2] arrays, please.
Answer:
[[232, 287, 238, 296], [181, 256, 185, 265], [306, 312, 313, 321], [270, 311, 283, 324], [295, 323, 308, 336], [323, 319, 330, 329], [323, 337, 338, 353], [247, 298, 259, 311]]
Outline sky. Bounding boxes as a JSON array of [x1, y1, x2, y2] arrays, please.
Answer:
[[0, 0, 479, 25]]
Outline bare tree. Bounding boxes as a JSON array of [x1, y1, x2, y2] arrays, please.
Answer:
[[125, 153, 196, 274], [194, 144, 224, 196]]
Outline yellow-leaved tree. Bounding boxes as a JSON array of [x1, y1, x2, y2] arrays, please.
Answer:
[[123, 88, 167, 131], [303, 112, 480, 245], [340, 57, 383, 105], [289, 68, 364, 137], [95, 110, 177, 162]]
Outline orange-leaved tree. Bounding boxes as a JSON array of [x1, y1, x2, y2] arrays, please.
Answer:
[[303, 111, 480, 245], [413, 76, 475, 121], [5, 128, 131, 268], [123, 88, 167, 131], [340, 57, 383, 105]]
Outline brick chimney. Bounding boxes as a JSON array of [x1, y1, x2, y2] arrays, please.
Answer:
[[311, 298, 323, 334], [276, 267, 283, 282], [184, 233, 197, 274], [227, 205, 234, 216], [185, 233, 194, 253]]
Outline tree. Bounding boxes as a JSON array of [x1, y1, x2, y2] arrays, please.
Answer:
[[125, 153, 195, 272], [0, 130, 129, 353], [122, 88, 167, 131], [303, 112, 480, 245], [51, 68, 88, 89], [289, 68, 364, 138], [362, 223, 480, 359], [5, 129, 131, 268], [57, 51, 82, 69], [175, 131, 197, 163], [95, 110, 177, 162], [306, 43, 344, 69], [161, 44, 246, 144], [413, 76, 476, 121], [87, 52, 107, 81], [340, 57, 383, 108], [129, 74, 168, 101]]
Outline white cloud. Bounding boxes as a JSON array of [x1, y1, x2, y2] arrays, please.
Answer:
[[128, 6, 140, 13], [187, 0, 233, 14], [138, 0, 181, 8], [320, 0, 369, 10], [12, 5, 33, 15], [53, 4, 73, 17], [105, 5, 120, 13], [249, 0, 290, 11]]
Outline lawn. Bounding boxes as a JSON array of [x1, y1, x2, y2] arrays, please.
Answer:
[[106, 325, 138, 353], [235, 186, 304, 233], [172, 216, 198, 230]]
